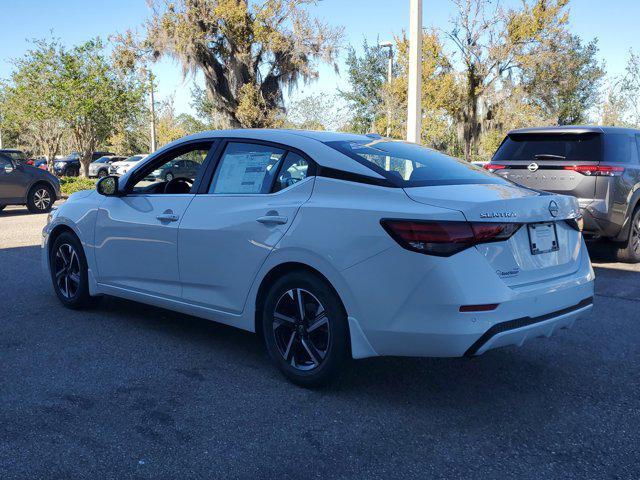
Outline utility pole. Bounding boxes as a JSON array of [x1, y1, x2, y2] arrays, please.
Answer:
[[406, 0, 423, 144], [149, 70, 157, 153], [379, 41, 394, 137]]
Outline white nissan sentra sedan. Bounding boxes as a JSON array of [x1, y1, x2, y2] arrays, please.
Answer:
[[43, 130, 594, 386]]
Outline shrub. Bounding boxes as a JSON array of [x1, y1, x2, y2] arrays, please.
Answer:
[[59, 176, 97, 197]]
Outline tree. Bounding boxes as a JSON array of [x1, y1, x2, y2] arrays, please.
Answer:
[[60, 39, 145, 176], [118, 0, 343, 129], [447, 0, 570, 160], [620, 50, 640, 126], [339, 39, 388, 133], [0, 39, 68, 170], [379, 31, 459, 151], [521, 34, 604, 125], [285, 92, 349, 131]]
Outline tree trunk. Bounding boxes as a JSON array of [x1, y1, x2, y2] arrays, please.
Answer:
[[80, 152, 92, 178]]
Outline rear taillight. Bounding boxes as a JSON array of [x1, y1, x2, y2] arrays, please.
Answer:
[[483, 164, 507, 172], [563, 164, 625, 176], [381, 220, 522, 257]]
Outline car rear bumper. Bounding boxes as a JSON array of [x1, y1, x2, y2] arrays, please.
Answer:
[[342, 237, 595, 359]]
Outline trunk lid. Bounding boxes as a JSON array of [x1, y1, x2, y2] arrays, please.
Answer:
[[404, 183, 583, 287]]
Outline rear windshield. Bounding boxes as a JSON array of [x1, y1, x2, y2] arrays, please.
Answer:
[[326, 140, 508, 187], [493, 133, 603, 162]]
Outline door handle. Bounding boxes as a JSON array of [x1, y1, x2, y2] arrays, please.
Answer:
[[256, 215, 288, 225], [156, 213, 180, 222]]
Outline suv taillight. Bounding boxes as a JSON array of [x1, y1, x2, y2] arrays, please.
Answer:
[[381, 220, 522, 257], [564, 164, 625, 176], [483, 164, 507, 172]]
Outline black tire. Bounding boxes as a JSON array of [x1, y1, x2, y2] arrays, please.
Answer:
[[616, 207, 640, 263], [49, 232, 96, 309], [27, 184, 54, 213], [165, 172, 174, 182], [98, 169, 108, 178], [261, 271, 350, 387]]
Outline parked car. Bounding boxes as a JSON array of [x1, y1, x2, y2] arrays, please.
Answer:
[[109, 154, 148, 176], [146, 158, 201, 182], [0, 149, 28, 166], [485, 126, 640, 262], [0, 152, 61, 213], [43, 130, 594, 386], [88, 155, 126, 178], [54, 151, 115, 176]]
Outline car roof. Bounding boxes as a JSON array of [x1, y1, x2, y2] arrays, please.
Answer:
[[168, 129, 387, 178], [508, 125, 640, 135]]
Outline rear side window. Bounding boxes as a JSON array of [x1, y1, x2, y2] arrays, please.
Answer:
[[210, 142, 285, 194], [493, 133, 602, 162], [327, 140, 506, 187], [604, 133, 639, 163]]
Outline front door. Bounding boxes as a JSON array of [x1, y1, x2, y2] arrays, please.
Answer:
[[178, 142, 315, 314], [94, 142, 215, 299]]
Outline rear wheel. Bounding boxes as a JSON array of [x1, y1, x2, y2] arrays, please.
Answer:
[[165, 172, 174, 182], [98, 169, 108, 178], [616, 207, 640, 263], [49, 232, 96, 309], [261, 271, 350, 387], [27, 184, 54, 213]]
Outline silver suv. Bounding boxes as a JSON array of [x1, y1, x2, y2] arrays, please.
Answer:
[[486, 126, 640, 262]]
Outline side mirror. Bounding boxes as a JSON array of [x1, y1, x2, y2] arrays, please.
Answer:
[[96, 175, 120, 196], [3, 164, 15, 174]]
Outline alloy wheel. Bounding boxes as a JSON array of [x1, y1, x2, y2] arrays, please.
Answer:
[[34, 188, 51, 211], [632, 215, 640, 255], [54, 243, 81, 299], [272, 288, 330, 371]]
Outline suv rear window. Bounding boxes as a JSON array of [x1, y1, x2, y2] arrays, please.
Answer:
[[493, 133, 603, 162], [326, 140, 508, 187]]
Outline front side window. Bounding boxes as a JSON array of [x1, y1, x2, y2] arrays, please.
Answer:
[[209, 143, 285, 194], [131, 144, 212, 194], [327, 139, 507, 187]]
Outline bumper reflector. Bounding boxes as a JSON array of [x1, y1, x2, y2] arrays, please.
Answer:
[[459, 304, 499, 312]]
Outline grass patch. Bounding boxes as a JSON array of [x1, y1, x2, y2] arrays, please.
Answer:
[[59, 176, 97, 197]]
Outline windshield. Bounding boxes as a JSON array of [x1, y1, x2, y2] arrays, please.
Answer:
[[125, 155, 144, 163], [326, 140, 509, 187], [93, 156, 111, 163], [493, 133, 603, 162]]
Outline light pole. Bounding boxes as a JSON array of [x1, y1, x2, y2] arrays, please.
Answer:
[[149, 70, 157, 153], [406, 0, 422, 144], [379, 41, 394, 137]]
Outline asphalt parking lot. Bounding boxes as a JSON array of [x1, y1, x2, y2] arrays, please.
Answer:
[[1, 205, 639, 479]]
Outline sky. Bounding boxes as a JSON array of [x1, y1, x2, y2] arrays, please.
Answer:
[[1, 0, 638, 116]]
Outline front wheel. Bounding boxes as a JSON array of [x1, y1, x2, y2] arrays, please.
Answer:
[[165, 172, 174, 182], [98, 169, 108, 178], [616, 207, 640, 263], [27, 184, 54, 213], [49, 232, 96, 309], [261, 271, 350, 387]]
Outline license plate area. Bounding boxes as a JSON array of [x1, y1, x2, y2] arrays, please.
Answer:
[[527, 222, 559, 255]]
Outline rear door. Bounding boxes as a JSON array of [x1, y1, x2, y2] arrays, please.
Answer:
[[492, 132, 602, 200], [178, 141, 315, 314]]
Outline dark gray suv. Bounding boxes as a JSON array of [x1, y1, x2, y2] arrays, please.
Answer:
[[0, 153, 61, 213], [486, 126, 640, 262]]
